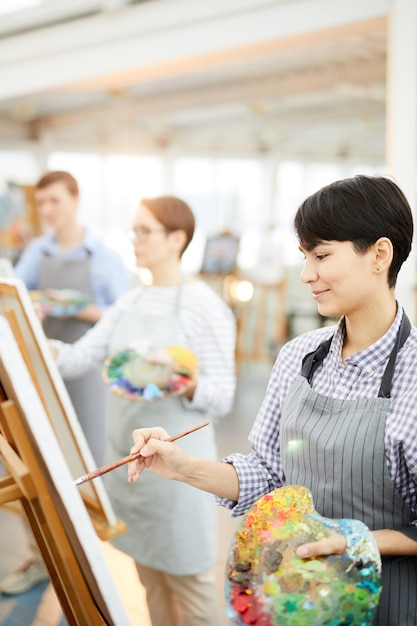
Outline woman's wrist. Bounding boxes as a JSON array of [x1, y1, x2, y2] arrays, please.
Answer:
[[373, 528, 417, 556]]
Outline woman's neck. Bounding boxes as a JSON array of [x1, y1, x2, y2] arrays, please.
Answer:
[[342, 295, 397, 360], [150, 264, 182, 287]]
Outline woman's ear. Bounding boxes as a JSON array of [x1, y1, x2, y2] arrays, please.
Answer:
[[169, 229, 187, 255], [373, 237, 393, 274]]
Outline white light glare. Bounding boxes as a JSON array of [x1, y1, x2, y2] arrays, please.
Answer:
[[234, 280, 254, 303]]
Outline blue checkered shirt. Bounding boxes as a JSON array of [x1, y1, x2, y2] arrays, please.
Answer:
[[219, 305, 417, 522]]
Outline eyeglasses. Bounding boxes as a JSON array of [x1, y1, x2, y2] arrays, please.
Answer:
[[128, 226, 168, 240]]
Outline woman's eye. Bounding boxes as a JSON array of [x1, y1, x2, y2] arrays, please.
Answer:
[[316, 254, 327, 260]]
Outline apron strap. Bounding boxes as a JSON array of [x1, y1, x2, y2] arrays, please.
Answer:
[[378, 313, 411, 398], [301, 312, 411, 398], [301, 336, 333, 384], [173, 274, 184, 316]]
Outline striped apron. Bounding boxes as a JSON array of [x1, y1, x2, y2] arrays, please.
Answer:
[[280, 313, 417, 625], [104, 284, 218, 576]]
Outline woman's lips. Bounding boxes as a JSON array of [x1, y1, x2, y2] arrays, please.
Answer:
[[312, 289, 329, 300]]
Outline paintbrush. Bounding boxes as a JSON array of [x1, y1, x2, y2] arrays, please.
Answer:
[[74, 420, 209, 486]]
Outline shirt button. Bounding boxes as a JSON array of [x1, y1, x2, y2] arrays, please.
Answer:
[[338, 385, 347, 392], [365, 366, 372, 374]]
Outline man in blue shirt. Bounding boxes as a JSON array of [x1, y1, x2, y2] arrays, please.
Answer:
[[0, 170, 129, 595]]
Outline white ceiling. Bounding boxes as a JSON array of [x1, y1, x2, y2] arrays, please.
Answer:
[[0, 0, 391, 161]]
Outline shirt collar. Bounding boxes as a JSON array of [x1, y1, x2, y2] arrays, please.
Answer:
[[40, 229, 96, 255], [330, 305, 404, 370]]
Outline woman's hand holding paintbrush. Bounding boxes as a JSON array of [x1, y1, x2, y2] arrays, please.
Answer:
[[74, 421, 209, 486]]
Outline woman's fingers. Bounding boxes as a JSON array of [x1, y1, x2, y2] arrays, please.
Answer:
[[296, 533, 347, 558], [128, 427, 172, 482], [130, 426, 170, 453]]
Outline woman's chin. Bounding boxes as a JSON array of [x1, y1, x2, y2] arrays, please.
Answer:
[[317, 304, 340, 320]]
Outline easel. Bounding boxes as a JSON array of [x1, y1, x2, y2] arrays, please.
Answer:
[[0, 278, 125, 540], [0, 316, 131, 624]]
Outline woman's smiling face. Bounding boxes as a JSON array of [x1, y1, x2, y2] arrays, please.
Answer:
[[299, 239, 376, 319]]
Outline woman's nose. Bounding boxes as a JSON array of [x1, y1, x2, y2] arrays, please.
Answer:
[[299, 259, 317, 284]]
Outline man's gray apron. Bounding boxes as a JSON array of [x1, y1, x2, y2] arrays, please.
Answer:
[[280, 314, 416, 626], [104, 284, 218, 575], [39, 254, 107, 465]]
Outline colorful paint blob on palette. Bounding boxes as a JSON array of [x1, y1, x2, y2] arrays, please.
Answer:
[[225, 485, 381, 626], [102, 344, 198, 402]]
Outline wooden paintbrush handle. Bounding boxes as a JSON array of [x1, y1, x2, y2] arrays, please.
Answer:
[[74, 421, 209, 486]]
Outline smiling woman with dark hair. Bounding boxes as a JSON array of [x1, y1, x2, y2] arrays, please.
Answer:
[[128, 176, 417, 626]]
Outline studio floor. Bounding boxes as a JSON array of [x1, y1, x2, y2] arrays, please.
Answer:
[[0, 362, 271, 626]]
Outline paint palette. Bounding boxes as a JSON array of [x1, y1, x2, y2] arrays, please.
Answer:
[[102, 344, 199, 402], [225, 485, 381, 626], [30, 288, 91, 317]]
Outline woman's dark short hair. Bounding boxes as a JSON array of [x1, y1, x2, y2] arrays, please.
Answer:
[[141, 196, 195, 256], [36, 171, 79, 197], [294, 175, 413, 288]]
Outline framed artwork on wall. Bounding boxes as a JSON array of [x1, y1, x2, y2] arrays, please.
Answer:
[[201, 233, 240, 275]]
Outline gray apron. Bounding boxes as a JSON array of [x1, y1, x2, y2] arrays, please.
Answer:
[[39, 254, 108, 466], [104, 284, 218, 575], [280, 313, 416, 626]]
